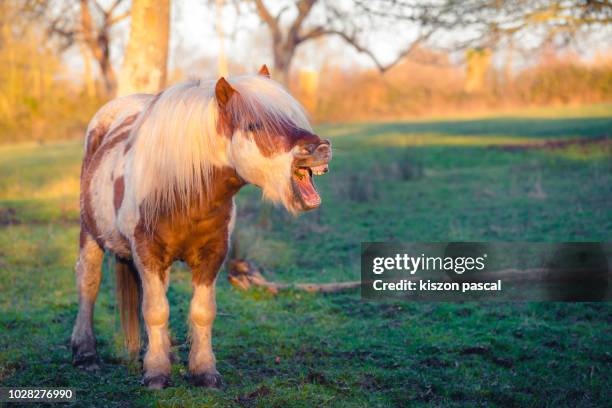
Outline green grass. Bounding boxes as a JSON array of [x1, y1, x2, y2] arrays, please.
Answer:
[[1, 107, 611, 407]]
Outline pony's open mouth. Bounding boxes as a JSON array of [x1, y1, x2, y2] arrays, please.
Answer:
[[292, 164, 329, 210]]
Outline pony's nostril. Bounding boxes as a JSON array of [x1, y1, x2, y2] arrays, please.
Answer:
[[302, 143, 318, 154], [298, 141, 331, 156], [315, 143, 330, 155]]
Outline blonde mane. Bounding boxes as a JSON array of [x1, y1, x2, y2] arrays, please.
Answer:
[[125, 74, 311, 226]]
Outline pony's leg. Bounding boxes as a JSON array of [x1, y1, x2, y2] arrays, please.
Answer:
[[71, 230, 104, 370], [134, 253, 172, 389], [187, 244, 226, 388]]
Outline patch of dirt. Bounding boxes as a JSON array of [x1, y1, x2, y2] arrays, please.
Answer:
[[495, 135, 610, 151], [305, 369, 332, 385], [455, 308, 473, 317], [420, 357, 451, 368], [590, 352, 612, 364], [415, 384, 437, 402], [293, 344, 332, 362], [491, 356, 514, 368], [329, 296, 406, 319], [459, 345, 490, 355], [0, 207, 19, 225], [358, 373, 384, 391], [0, 207, 78, 226], [235, 385, 271, 406], [543, 339, 565, 350]]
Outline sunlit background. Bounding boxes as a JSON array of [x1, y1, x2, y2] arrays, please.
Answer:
[[1, 1, 611, 405], [1, 0, 611, 142]]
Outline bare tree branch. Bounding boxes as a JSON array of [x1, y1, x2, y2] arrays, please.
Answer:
[[253, 0, 280, 35], [41, 0, 130, 95], [317, 27, 433, 73], [106, 10, 130, 26], [228, 259, 361, 294], [288, 0, 317, 41], [275, 5, 289, 22], [107, 0, 125, 15], [243, 0, 612, 84]]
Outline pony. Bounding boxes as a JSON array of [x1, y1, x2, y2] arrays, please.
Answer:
[[70, 65, 332, 389]]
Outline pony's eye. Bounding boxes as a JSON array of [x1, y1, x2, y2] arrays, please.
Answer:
[[246, 123, 263, 132]]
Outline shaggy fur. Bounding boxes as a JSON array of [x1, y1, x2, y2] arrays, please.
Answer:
[[70, 67, 332, 389], [127, 75, 312, 227]]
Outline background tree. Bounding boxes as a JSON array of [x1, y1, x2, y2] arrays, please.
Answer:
[[216, 0, 229, 77], [46, 0, 130, 95], [244, 0, 611, 85], [0, 1, 105, 142], [248, 0, 444, 85], [117, 0, 171, 96], [474, 0, 611, 48]]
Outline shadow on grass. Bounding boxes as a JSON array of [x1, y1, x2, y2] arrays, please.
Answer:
[[320, 116, 612, 140]]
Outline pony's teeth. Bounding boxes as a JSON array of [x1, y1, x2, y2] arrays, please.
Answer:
[[310, 164, 328, 175]]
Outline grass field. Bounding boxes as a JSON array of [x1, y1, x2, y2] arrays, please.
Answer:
[[1, 106, 611, 407]]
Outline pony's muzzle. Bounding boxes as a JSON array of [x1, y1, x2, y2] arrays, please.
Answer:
[[314, 140, 331, 156], [302, 139, 330, 153], [297, 139, 332, 164]]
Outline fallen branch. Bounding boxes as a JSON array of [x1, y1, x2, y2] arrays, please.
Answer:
[[227, 259, 360, 294], [228, 259, 606, 296]]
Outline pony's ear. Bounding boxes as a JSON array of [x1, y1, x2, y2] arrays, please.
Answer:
[[258, 64, 271, 78], [215, 77, 237, 109]]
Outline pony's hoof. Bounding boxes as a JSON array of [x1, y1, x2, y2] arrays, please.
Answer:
[[143, 374, 170, 390], [190, 372, 224, 389], [72, 352, 100, 371]]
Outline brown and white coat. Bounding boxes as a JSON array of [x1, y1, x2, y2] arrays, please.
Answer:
[[70, 66, 331, 389]]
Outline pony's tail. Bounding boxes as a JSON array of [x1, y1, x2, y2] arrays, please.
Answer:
[[115, 257, 141, 356]]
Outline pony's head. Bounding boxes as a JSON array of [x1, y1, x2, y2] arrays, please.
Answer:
[[218, 66, 332, 213]]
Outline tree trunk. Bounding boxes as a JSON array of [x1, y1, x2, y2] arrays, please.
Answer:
[[465, 48, 491, 94], [79, 42, 96, 99], [215, 0, 228, 77], [98, 35, 116, 95], [273, 41, 295, 87], [80, 0, 117, 96], [117, 0, 170, 96]]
